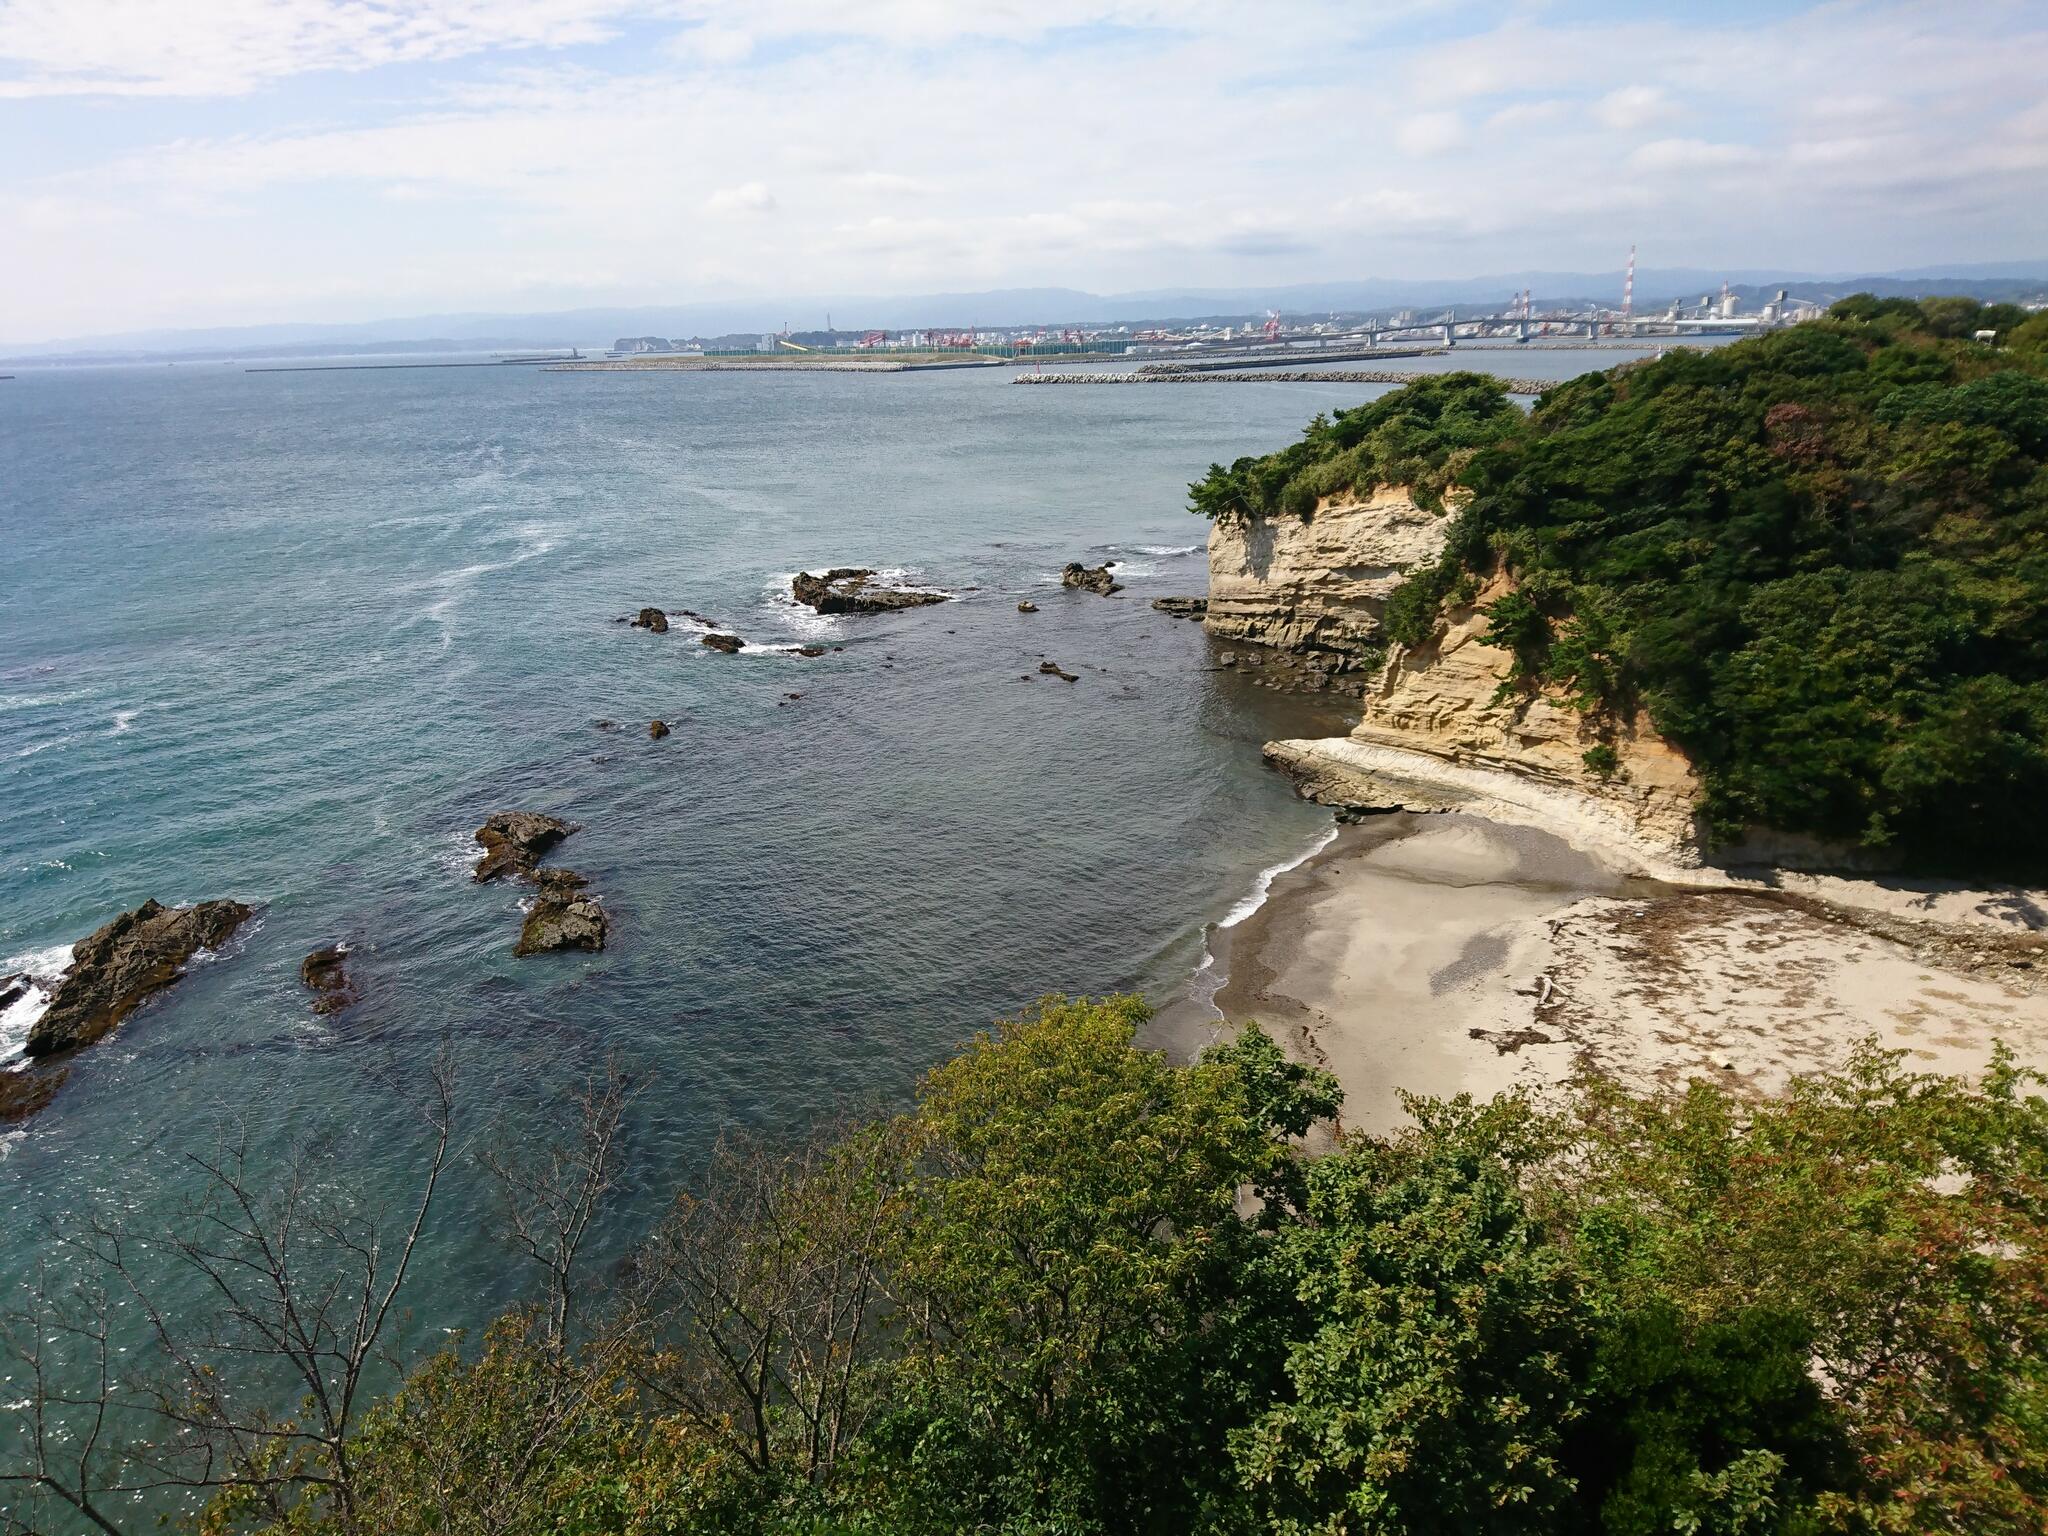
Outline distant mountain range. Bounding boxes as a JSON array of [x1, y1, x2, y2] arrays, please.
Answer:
[[11, 262, 2047, 363]]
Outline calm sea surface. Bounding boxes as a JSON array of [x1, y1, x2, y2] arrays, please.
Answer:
[[0, 347, 1654, 1366]]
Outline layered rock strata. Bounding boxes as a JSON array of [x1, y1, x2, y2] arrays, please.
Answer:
[[28, 898, 254, 1057], [1204, 487, 1450, 680]]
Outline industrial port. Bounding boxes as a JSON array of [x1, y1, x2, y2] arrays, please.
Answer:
[[558, 249, 1830, 373]]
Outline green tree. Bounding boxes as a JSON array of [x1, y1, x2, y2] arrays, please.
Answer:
[[1233, 1094, 1590, 1536]]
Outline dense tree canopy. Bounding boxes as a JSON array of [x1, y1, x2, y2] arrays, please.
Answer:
[[16, 998, 2039, 1535], [1192, 299, 2048, 874]]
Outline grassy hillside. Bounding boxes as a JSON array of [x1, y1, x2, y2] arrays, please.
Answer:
[[1193, 300, 2048, 874]]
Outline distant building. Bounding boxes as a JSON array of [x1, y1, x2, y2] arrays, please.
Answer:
[[610, 336, 677, 356]]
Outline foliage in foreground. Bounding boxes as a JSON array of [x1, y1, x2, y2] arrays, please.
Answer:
[[1192, 298, 2048, 873], [6, 996, 2046, 1536]]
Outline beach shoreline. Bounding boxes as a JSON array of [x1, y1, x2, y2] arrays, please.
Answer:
[[1158, 808, 2048, 1138]]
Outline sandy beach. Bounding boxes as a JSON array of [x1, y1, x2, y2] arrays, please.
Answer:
[[1167, 812, 2048, 1137]]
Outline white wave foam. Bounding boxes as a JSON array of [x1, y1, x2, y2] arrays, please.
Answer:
[[1108, 543, 1203, 557], [434, 828, 481, 878], [3, 943, 78, 980], [13, 735, 70, 759], [110, 708, 141, 735], [1219, 825, 1340, 929], [1184, 825, 1343, 1019], [1, 942, 71, 1066], [763, 572, 845, 642], [188, 912, 260, 967], [0, 689, 89, 714]]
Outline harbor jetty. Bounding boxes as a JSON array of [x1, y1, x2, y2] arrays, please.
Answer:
[[1014, 369, 1554, 395]]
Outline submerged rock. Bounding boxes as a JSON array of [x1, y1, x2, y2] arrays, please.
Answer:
[[1038, 660, 1079, 682], [1061, 561, 1121, 596], [301, 944, 358, 1015], [516, 871, 608, 957], [0, 1065, 65, 1123], [649, 719, 671, 739], [795, 644, 827, 657], [1152, 595, 1207, 619], [631, 607, 670, 633], [792, 568, 950, 614], [27, 898, 254, 1057], [702, 632, 743, 654], [473, 811, 576, 882]]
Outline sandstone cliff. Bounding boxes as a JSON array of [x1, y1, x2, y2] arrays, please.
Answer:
[[1265, 581, 1709, 871], [1255, 575, 1877, 873], [1202, 490, 1721, 869], [1204, 488, 1451, 676]]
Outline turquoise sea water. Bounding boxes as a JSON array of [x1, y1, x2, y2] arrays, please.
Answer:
[[0, 348, 1648, 1400]]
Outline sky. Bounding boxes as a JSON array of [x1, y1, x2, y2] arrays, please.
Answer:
[[3, 0, 2047, 343]]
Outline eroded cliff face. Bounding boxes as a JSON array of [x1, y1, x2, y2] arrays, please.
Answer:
[[1265, 580, 1712, 872], [1204, 488, 1450, 675]]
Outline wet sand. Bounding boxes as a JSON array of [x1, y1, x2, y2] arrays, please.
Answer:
[[1159, 812, 2048, 1137]]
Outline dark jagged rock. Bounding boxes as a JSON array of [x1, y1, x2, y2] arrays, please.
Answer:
[[0, 972, 30, 1013], [1038, 661, 1079, 682], [649, 719, 671, 739], [1152, 595, 1207, 618], [795, 645, 826, 657], [473, 811, 576, 882], [632, 607, 670, 633], [593, 718, 619, 732], [792, 568, 950, 614], [26, 899, 254, 1057], [1018, 600, 1039, 613], [0, 1065, 65, 1123], [701, 633, 743, 654], [301, 944, 358, 1016], [1061, 561, 1121, 596], [515, 872, 607, 956]]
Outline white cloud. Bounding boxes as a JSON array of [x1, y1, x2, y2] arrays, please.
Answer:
[[1394, 110, 1467, 158], [1593, 84, 1670, 131], [3, 0, 2047, 339], [0, 0, 647, 97], [704, 180, 777, 214], [1627, 138, 1766, 175]]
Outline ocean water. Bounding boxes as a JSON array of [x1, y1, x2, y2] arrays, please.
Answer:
[[0, 347, 1634, 1373]]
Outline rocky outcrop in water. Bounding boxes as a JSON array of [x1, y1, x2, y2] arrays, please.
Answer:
[[26, 898, 254, 1057], [1018, 600, 1039, 613], [470, 813, 607, 954], [516, 869, 607, 956], [0, 972, 30, 1013], [792, 568, 950, 614], [1038, 660, 1079, 682], [1152, 596, 1207, 619], [473, 812, 576, 882], [649, 719, 671, 739], [0, 1067, 63, 1123], [632, 607, 670, 634], [302, 944, 358, 1015], [701, 633, 743, 654], [1061, 561, 1121, 596]]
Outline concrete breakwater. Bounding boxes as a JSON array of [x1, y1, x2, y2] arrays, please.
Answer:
[[546, 356, 1005, 374], [1014, 369, 1552, 396], [1134, 346, 1445, 373]]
